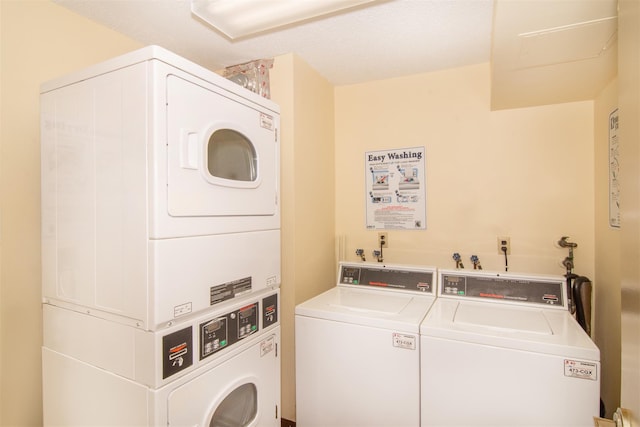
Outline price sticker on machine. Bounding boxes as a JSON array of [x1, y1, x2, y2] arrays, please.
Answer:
[[564, 359, 598, 381], [392, 332, 416, 350]]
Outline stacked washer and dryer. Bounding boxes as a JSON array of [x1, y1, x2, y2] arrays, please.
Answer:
[[296, 264, 601, 426], [41, 46, 281, 426]]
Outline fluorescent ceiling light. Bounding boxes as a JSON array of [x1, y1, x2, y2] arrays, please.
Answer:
[[191, 0, 377, 39]]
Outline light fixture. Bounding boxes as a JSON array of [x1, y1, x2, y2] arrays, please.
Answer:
[[191, 0, 377, 39]]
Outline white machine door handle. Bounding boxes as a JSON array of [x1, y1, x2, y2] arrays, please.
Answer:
[[180, 129, 199, 170]]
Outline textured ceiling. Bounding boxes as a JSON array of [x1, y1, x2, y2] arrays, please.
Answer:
[[53, 0, 494, 85], [53, 0, 617, 108]]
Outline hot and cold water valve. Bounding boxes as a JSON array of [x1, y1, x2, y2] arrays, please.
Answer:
[[470, 255, 482, 270], [452, 254, 483, 270], [452, 253, 464, 269]]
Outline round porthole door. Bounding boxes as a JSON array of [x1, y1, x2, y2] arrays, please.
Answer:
[[208, 382, 258, 427], [206, 128, 258, 184]]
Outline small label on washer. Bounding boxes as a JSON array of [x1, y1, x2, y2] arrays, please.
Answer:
[[266, 275, 278, 287], [174, 302, 192, 318], [210, 277, 252, 306], [260, 335, 275, 357], [260, 113, 274, 131], [564, 359, 598, 380], [392, 333, 416, 350]]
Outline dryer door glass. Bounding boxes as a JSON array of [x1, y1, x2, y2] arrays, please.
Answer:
[[207, 129, 257, 182], [209, 383, 257, 427]]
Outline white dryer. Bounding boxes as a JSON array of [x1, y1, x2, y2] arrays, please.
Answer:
[[295, 262, 437, 427], [420, 269, 600, 427], [40, 46, 280, 329], [43, 289, 281, 426]]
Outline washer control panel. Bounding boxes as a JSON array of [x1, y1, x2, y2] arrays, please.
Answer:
[[339, 263, 436, 294], [439, 270, 565, 307], [198, 292, 279, 361], [200, 301, 258, 360]]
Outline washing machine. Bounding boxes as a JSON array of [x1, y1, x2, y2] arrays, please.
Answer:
[[43, 288, 281, 426], [420, 269, 600, 427], [40, 46, 280, 329], [295, 262, 437, 427]]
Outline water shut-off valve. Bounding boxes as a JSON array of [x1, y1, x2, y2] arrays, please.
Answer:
[[470, 255, 482, 270], [453, 253, 464, 269]]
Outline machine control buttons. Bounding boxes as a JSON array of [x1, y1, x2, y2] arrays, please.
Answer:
[[339, 264, 435, 294], [238, 304, 258, 339], [199, 295, 277, 361], [440, 272, 565, 306], [201, 317, 229, 359]]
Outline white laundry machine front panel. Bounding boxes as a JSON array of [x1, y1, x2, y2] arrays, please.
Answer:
[[43, 347, 150, 427], [43, 289, 280, 389], [421, 335, 600, 427], [41, 45, 280, 241], [151, 231, 280, 327], [43, 329, 281, 427], [166, 74, 278, 218], [295, 262, 437, 427], [296, 315, 421, 427], [43, 290, 281, 426], [41, 46, 281, 327], [41, 61, 150, 322], [166, 328, 280, 427], [420, 269, 600, 426]]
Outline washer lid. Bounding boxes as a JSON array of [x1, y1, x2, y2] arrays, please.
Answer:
[[454, 302, 553, 335], [329, 288, 412, 313], [295, 286, 436, 333], [421, 298, 600, 361]]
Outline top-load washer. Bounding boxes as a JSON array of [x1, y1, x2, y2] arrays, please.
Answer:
[[420, 269, 600, 427], [40, 46, 280, 329], [295, 262, 437, 427]]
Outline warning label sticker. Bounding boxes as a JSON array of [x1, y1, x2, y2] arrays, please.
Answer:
[[261, 335, 275, 357], [210, 277, 252, 306], [392, 333, 416, 350], [564, 359, 598, 381]]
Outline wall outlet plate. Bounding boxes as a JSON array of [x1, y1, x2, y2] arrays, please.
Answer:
[[378, 232, 388, 248], [497, 236, 511, 255]]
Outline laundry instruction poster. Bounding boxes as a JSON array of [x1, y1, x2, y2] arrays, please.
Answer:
[[365, 146, 426, 230]]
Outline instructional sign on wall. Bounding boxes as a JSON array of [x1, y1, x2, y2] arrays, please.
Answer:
[[365, 146, 426, 230], [609, 108, 620, 228]]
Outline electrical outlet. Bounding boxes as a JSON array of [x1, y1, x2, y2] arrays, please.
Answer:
[[378, 232, 388, 248], [497, 236, 511, 255]]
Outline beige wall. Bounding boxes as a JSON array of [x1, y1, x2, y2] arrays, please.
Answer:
[[0, 1, 142, 425], [594, 77, 621, 418], [0, 0, 627, 425], [335, 64, 595, 278], [270, 53, 336, 421], [618, 0, 640, 423]]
